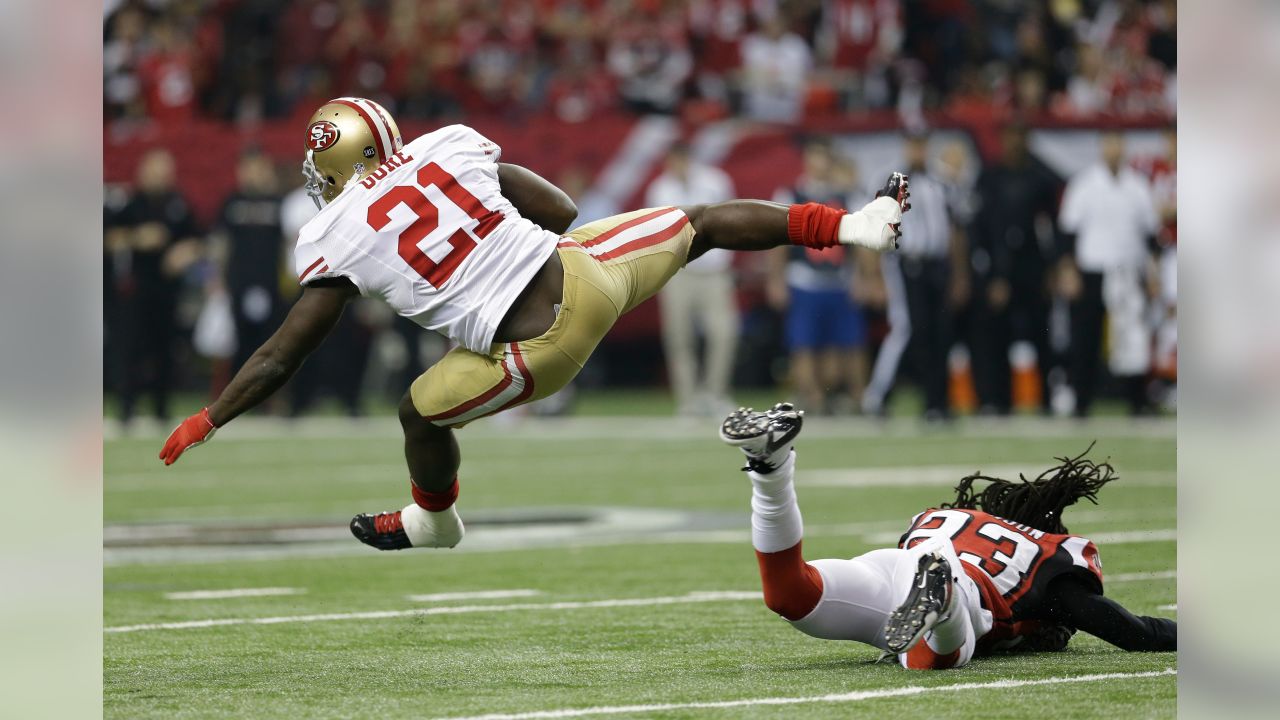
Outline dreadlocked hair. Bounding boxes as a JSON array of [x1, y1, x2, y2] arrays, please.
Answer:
[[940, 443, 1118, 534]]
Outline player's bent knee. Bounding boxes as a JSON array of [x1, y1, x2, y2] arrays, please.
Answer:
[[760, 563, 824, 621], [399, 393, 443, 435]]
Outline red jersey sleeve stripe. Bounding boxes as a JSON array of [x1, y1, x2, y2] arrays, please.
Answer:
[[298, 257, 325, 282]]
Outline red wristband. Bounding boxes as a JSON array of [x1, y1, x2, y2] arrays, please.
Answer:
[[787, 202, 846, 250]]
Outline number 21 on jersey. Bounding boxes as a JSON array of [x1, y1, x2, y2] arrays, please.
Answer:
[[366, 162, 504, 288]]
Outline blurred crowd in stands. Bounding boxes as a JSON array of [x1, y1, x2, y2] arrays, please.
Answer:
[[105, 0, 1175, 129], [103, 0, 1178, 424]]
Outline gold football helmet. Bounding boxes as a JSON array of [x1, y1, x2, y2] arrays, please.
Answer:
[[301, 97, 404, 208]]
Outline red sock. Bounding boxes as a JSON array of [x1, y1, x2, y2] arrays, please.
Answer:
[[755, 541, 824, 621], [787, 202, 846, 250], [411, 477, 459, 512], [904, 644, 961, 670]]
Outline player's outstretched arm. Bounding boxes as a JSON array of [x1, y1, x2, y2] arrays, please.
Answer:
[[1047, 575, 1176, 652], [158, 278, 358, 465], [497, 163, 578, 234]]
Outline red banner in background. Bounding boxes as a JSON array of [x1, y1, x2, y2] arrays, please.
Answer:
[[104, 112, 1169, 227], [104, 115, 640, 225]]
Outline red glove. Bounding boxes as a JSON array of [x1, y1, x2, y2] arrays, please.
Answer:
[[159, 408, 218, 465]]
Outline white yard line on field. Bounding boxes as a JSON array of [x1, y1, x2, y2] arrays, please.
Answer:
[[407, 589, 542, 603], [164, 587, 304, 600], [1158, 604, 1177, 611], [428, 669, 1177, 720], [1087, 529, 1177, 543], [1109, 570, 1177, 582], [105, 591, 760, 634]]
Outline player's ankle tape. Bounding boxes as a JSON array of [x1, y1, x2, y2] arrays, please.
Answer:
[[411, 478, 459, 512], [787, 202, 845, 249]]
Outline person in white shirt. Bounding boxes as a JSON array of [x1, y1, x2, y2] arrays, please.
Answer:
[[739, 15, 813, 123], [1057, 131, 1160, 416], [645, 143, 739, 415]]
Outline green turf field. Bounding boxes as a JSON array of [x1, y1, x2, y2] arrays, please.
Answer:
[[104, 403, 1176, 719]]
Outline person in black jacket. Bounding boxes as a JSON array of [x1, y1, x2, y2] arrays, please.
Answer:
[[213, 150, 287, 372], [968, 124, 1064, 414], [110, 149, 203, 424]]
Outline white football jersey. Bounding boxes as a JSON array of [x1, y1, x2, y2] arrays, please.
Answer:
[[294, 125, 560, 353]]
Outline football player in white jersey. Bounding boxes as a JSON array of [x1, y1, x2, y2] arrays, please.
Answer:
[[721, 406, 1176, 668], [160, 97, 912, 551]]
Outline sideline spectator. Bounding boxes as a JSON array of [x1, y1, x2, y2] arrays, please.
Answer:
[[606, 8, 693, 115], [110, 149, 203, 424], [968, 124, 1063, 414], [211, 150, 287, 373], [863, 132, 964, 420], [1057, 131, 1159, 416], [739, 14, 812, 123], [645, 143, 739, 416], [770, 139, 868, 414]]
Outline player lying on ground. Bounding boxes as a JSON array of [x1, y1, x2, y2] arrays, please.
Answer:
[[721, 404, 1176, 669], [158, 97, 911, 551]]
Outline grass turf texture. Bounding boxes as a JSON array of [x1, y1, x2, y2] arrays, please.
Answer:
[[105, 410, 1175, 719]]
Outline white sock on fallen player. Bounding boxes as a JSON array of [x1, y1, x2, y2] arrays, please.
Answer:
[[400, 503, 465, 548], [921, 578, 970, 655], [748, 450, 803, 554]]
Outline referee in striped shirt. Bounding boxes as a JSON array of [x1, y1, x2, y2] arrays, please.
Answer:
[[864, 132, 967, 420]]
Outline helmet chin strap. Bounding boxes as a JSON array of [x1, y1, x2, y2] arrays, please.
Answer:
[[301, 150, 327, 210]]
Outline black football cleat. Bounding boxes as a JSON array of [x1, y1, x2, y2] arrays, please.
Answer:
[[720, 402, 804, 472], [877, 171, 911, 214], [884, 550, 953, 654], [875, 171, 911, 249], [350, 510, 413, 550]]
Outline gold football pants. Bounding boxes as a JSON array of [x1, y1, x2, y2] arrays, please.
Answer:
[[410, 207, 695, 427]]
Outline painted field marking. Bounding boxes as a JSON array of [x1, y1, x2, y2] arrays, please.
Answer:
[[862, 528, 1176, 546], [429, 668, 1177, 720], [802, 466, 1174, 488], [105, 591, 760, 634], [1158, 603, 1177, 611], [407, 589, 542, 603], [1088, 529, 1176, 544], [164, 587, 304, 601], [1109, 570, 1176, 582], [105, 413, 1175, 442]]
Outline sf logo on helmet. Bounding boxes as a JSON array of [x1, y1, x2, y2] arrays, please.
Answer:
[[307, 121, 341, 152]]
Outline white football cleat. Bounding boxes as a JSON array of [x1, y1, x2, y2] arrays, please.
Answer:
[[884, 550, 954, 654], [720, 402, 804, 473]]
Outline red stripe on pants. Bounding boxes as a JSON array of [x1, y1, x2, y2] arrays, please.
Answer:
[[581, 208, 673, 248], [426, 362, 513, 423], [591, 216, 690, 261]]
